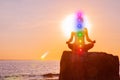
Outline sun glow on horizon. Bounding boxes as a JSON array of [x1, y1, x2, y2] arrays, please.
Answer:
[[40, 51, 49, 60], [61, 12, 91, 38]]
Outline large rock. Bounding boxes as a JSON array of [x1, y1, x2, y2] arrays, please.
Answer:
[[59, 51, 119, 80]]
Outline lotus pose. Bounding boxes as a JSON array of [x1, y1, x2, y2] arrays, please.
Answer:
[[66, 27, 96, 52]]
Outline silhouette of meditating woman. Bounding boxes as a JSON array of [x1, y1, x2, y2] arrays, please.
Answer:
[[66, 12, 96, 53]]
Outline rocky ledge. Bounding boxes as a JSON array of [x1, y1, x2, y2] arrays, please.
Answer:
[[59, 51, 119, 80]]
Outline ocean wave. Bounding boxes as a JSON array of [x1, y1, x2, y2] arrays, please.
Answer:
[[0, 73, 59, 80]]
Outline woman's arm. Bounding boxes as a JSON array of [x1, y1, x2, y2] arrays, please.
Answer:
[[84, 28, 95, 43]]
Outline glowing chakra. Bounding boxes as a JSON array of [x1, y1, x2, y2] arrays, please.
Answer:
[[77, 24, 83, 29], [77, 11, 83, 17], [79, 40, 82, 43], [79, 44, 82, 47], [77, 31, 83, 37], [80, 49, 82, 51], [79, 48, 83, 53], [77, 17, 83, 22]]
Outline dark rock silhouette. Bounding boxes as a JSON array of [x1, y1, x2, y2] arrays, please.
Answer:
[[59, 51, 119, 80], [42, 73, 59, 78]]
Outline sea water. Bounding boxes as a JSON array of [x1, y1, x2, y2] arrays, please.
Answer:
[[0, 60, 120, 80], [0, 60, 59, 80]]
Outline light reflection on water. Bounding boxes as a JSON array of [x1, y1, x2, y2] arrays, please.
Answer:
[[0, 60, 59, 80]]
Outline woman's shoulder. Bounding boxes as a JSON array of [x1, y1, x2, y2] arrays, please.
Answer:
[[83, 28, 88, 32], [71, 31, 76, 34], [84, 27, 87, 30]]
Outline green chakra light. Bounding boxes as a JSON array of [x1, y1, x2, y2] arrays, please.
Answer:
[[77, 31, 83, 37]]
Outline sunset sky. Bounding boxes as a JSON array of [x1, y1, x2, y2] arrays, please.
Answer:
[[0, 0, 120, 60]]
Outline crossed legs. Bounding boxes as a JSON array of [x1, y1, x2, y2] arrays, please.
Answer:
[[68, 43, 94, 52]]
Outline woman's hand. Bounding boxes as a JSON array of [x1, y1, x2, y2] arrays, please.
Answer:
[[66, 41, 69, 44], [92, 40, 96, 43]]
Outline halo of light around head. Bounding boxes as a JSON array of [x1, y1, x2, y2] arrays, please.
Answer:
[[61, 12, 91, 38]]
